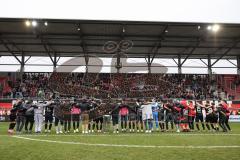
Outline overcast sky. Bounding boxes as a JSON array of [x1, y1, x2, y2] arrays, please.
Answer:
[[0, 0, 240, 23]]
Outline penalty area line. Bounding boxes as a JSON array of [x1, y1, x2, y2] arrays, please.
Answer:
[[11, 136, 240, 149]]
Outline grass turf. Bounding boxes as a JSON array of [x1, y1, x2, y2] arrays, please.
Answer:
[[0, 122, 240, 160]]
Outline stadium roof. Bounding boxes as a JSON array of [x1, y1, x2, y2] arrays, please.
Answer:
[[0, 18, 240, 60]]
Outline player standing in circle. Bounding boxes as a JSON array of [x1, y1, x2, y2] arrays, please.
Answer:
[[111, 102, 120, 133], [151, 98, 159, 131], [91, 99, 104, 133], [119, 99, 129, 132], [188, 101, 196, 131], [89, 99, 101, 133], [204, 101, 214, 131], [34, 100, 52, 133], [128, 103, 137, 133], [164, 101, 174, 131], [158, 100, 165, 132], [62, 100, 71, 134], [136, 99, 144, 132], [44, 99, 54, 133], [221, 100, 231, 131], [173, 100, 182, 133], [94, 109, 104, 133], [180, 100, 190, 132], [71, 101, 81, 133], [211, 102, 219, 131], [24, 99, 35, 133], [80, 98, 91, 134], [195, 101, 205, 131], [217, 103, 228, 132], [15, 99, 26, 134], [54, 99, 64, 134], [8, 100, 19, 134], [142, 99, 153, 133]]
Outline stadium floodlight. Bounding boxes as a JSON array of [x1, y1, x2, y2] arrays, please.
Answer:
[[207, 25, 212, 30], [44, 21, 48, 26], [25, 20, 31, 27], [123, 27, 125, 33], [212, 24, 220, 32], [32, 20, 38, 27]]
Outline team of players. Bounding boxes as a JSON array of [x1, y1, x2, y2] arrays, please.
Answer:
[[8, 98, 231, 134]]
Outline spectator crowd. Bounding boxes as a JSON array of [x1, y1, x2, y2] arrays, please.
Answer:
[[0, 72, 236, 100]]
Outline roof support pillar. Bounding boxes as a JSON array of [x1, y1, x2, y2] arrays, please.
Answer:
[[145, 52, 156, 74], [53, 52, 57, 72], [146, 55, 152, 74], [84, 55, 89, 73], [178, 54, 182, 74], [115, 52, 122, 73], [237, 56, 240, 75], [20, 53, 25, 81], [208, 55, 212, 79]]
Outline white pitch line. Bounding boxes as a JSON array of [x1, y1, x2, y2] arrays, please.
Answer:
[[11, 136, 240, 149], [1, 133, 240, 137]]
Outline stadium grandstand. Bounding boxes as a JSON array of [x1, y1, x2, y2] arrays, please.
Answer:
[[0, 17, 240, 160], [0, 19, 239, 99]]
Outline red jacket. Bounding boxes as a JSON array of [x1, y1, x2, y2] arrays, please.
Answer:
[[188, 103, 196, 117]]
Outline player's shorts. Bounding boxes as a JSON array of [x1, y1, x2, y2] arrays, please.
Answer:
[[9, 114, 16, 122], [137, 112, 142, 122], [173, 113, 181, 124], [94, 117, 103, 123], [120, 115, 128, 122], [180, 115, 189, 123], [188, 116, 195, 123], [25, 115, 34, 122], [195, 114, 203, 122], [128, 113, 136, 121], [205, 114, 213, 123], [72, 114, 80, 121], [81, 113, 89, 124], [219, 115, 226, 123], [158, 112, 165, 122], [166, 113, 174, 122], [45, 116, 53, 123], [63, 114, 71, 121], [54, 117, 63, 125], [112, 115, 119, 125], [88, 112, 95, 121], [212, 114, 218, 123]]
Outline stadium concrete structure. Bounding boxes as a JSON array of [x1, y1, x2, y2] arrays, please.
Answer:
[[0, 18, 239, 75]]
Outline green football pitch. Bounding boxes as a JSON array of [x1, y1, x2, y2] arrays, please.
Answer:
[[0, 122, 240, 160]]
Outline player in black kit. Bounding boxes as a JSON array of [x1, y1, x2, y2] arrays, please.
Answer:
[[198, 101, 212, 131], [158, 100, 165, 132], [44, 100, 54, 133], [195, 101, 205, 131], [136, 99, 144, 132], [24, 99, 35, 133], [164, 101, 174, 131], [217, 104, 228, 132]]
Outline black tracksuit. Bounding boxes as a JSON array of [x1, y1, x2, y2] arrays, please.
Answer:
[[24, 103, 34, 132], [45, 104, 54, 130]]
